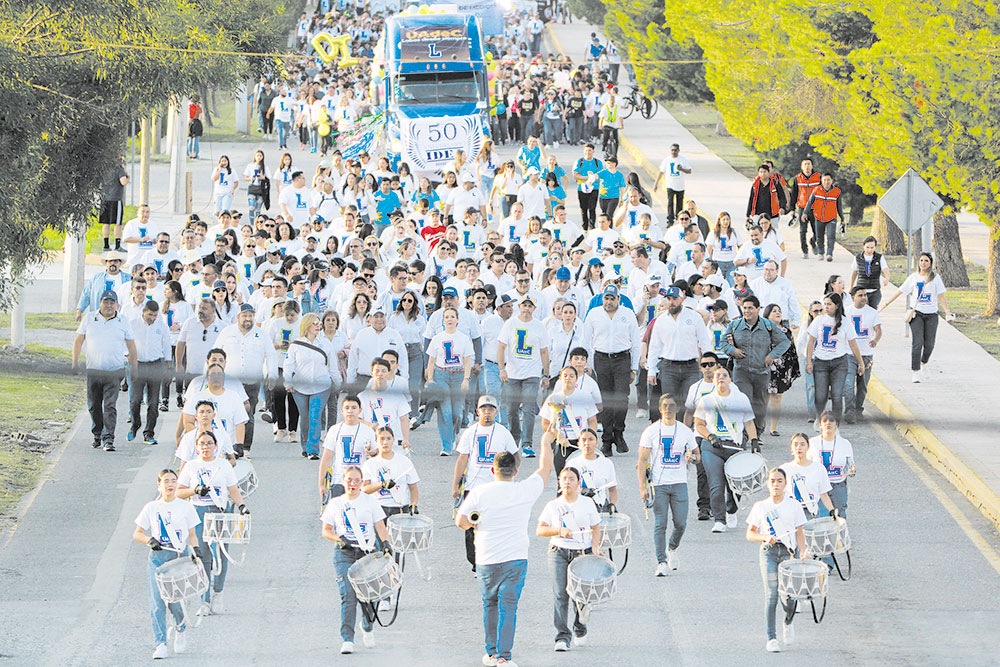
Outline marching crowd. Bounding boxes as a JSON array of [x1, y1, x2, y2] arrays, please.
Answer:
[[75, 2, 957, 664]]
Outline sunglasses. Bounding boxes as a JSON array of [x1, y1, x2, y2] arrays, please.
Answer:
[[700, 362, 717, 368], [811, 309, 823, 314], [516, 278, 530, 283]]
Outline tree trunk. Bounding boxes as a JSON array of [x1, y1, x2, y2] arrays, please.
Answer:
[[715, 111, 729, 137], [932, 210, 969, 288], [210, 86, 219, 117], [199, 83, 214, 127], [871, 206, 906, 255], [987, 220, 1000, 316], [846, 191, 866, 226]]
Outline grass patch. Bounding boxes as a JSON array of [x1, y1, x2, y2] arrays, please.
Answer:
[[663, 102, 761, 179], [40, 205, 137, 256], [839, 223, 999, 360], [0, 313, 79, 331], [0, 343, 84, 521]]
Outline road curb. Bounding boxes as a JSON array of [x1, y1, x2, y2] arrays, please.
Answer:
[[865, 376, 1000, 533]]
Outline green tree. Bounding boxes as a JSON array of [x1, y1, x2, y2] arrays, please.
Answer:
[[0, 0, 290, 308], [567, 0, 606, 26]]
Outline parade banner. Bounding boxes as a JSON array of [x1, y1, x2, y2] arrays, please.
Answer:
[[401, 114, 485, 172]]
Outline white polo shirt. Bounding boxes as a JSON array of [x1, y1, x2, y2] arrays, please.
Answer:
[[458, 474, 545, 565], [76, 311, 134, 371]]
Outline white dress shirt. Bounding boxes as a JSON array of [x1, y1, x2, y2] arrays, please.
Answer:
[[581, 306, 641, 371], [215, 323, 280, 384], [129, 315, 171, 362], [748, 276, 801, 327], [647, 307, 711, 364]]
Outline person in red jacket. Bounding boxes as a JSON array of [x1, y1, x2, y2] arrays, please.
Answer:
[[804, 173, 845, 262], [746, 164, 787, 225], [788, 159, 822, 258]]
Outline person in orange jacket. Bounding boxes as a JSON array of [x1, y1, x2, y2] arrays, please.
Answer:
[[804, 173, 845, 262]]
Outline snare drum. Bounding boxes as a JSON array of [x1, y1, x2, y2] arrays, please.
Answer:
[[386, 514, 434, 553], [566, 555, 617, 608], [724, 452, 767, 497], [777, 559, 828, 601], [802, 516, 851, 557], [154, 556, 209, 604], [203, 512, 252, 545], [598, 513, 631, 551], [348, 552, 402, 602], [233, 460, 258, 499]]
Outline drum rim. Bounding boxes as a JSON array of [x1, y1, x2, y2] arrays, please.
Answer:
[[724, 452, 767, 476], [778, 559, 828, 575], [386, 514, 434, 528]]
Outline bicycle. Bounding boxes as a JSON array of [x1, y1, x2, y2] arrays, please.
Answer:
[[621, 86, 659, 120]]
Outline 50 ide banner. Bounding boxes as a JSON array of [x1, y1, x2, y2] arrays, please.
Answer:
[[399, 25, 470, 61]]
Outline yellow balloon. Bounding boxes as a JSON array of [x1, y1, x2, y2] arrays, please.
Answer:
[[418, 4, 430, 12], [318, 122, 331, 137]]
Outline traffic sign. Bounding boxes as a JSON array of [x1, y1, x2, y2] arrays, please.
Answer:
[[878, 169, 944, 234]]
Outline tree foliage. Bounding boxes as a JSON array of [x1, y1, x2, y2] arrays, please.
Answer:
[[0, 0, 290, 307], [567, 0, 607, 26]]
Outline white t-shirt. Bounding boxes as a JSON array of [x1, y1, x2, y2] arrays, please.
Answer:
[[323, 421, 376, 481], [585, 228, 619, 255], [517, 181, 549, 219], [269, 95, 294, 123], [564, 451, 616, 507], [181, 388, 248, 442], [844, 304, 881, 355], [658, 155, 691, 191], [177, 457, 239, 509], [358, 388, 411, 440], [707, 230, 742, 263], [538, 495, 600, 550], [808, 314, 857, 361], [428, 330, 474, 371], [734, 239, 786, 282], [808, 434, 855, 484], [213, 169, 237, 197], [278, 185, 314, 226], [458, 474, 545, 565], [123, 218, 158, 268], [639, 420, 698, 486], [746, 496, 807, 550], [456, 423, 520, 490], [780, 459, 833, 515], [575, 373, 603, 409], [134, 498, 201, 552], [175, 425, 235, 462], [899, 273, 946, 314], [498, 317, 551, 379], [539, 390, 597, 441], [362, 453, 419, 507], [321, 492, 386, 549], [694, 388, 755, 441]]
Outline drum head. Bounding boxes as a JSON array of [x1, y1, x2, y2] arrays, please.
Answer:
[[387, 514, 433, 531], [599, 514, 629, 530], [779, 559, 827, 577], [156, 556, 197, 579], [349, 553, 390, 579], [803, 516, 840, 537], [724, 452, 766, 477], [568, 555, 615, 581]]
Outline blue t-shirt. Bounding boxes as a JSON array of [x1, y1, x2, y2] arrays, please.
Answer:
[[573, 157, 603, 192], [597, 169, 626, 199], [517, 145, 542, 173], [544, 164, 566, 184], [411, 189, 441, 211], [373, 190, 402, 225]]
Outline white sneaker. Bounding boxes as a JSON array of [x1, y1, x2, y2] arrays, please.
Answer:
[[482, 654, 499, 666], [636, 409, 648, 420], [288, 431, 299, 442], [361, 628, 375, 648], [497, 660, 518, 667], [783, 621, 795, 645], [554, 141, 560, 148], [276, 429, 288, 442], [655, 562, 668, 577], [667, 549, 678, 570], [912, 371, 921, 383], [210, 591, 224, 614], [766, 638, 781, 652], [153, 644, 169, 659], [196, 602, 211, 617], [711, 521, 726, 533], [554, 640, 570, 651], [173, 630, 187, 654], [340, 641, 354, 654], [726, 512, 738, 528], [573, 634, 588, 647]]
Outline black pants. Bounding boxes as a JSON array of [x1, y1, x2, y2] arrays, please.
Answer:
[[666, 189, 684, 223], [260, 110, 273, 135], [460, 490, 476, 568], [508, 113, 521, 143], [794, 206, 816, 254], [909, 312, 939, 371], [694, 438, 711, 513], [243, 382, 260, 451], [601, 126, 619, 158], [87, 369, 124, 444], [130, 361, 164, 438], [269, 368, 299, 431], [160, 345, 184, 403], [593, 351, 631, 450], [577, 190, 599, 230], [598, 197, 619, 218], [656, 359, 700, 416]]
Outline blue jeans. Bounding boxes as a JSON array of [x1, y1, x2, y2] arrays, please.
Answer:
[[567, 116, 583, 144], [186, 135, 200, 157], [406, 343, 424, 416], [844, 354, 872, 416], [293, 388, 331, 455], [652, 483, 688, 562], [276, 119, 290, 147], [433, 369, 464, 453], [813, 355, 848, 421], [759, 544, 794, 640], [503, 376, 541, 449], [334, 547, 375, 641], [247, 194, 264, 220], [483, 361, 506, 424], [717, 260, 736, 286], [194, 504, 229, 601], [548, 547, 587, 643], [148, 549, 186, 645], [215, 192, 234, 213], [801, 357, 816, 420], [701, 445, 739, 522], [542, 117, 562, 145], [478, 559, 527, 661]]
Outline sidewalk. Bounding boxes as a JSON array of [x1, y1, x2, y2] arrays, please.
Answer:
[[549, 20, 1000, 532]]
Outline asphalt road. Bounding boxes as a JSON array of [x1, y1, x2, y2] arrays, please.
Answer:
[[2, 138, 1000, 666]]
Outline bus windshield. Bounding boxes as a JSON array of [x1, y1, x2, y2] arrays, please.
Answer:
[[394, 71, 480, 105]]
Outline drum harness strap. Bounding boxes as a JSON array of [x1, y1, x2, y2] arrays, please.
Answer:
[[344, 510, 402, 628]]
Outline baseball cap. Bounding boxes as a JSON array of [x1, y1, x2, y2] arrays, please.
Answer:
[[266, 242, 281, 254], [704, 273, 725, 288], [461, 173, 476, 183], [588, 257, 604, 266], [182, 250, 201, 265], [602, 284, 620, 298], [290, 275, 306, 285], [733, 287, 752, 299], [212, 280, 226, 290], [519, 294, 535, 305], [526, 166, 540, 176], [370, 308, 386, 316], [239, 303, 255, 313], [465, 206, 479, 216], [306, 234, 319, 242], [100, 289, 118, 302], [731, 266, 747, 277], [498, 293, 515, 307], [708, 299, 728, 312], [645, 274, 662, 286], [555, 267, 571, 280], [477, 395, 499, 409], [311, 215, 325, 223], [441, 286, 458, 297], [664, 286, 682, 298]]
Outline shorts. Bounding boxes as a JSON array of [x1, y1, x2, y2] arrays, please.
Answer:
[[99, 200, 123, 227]]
